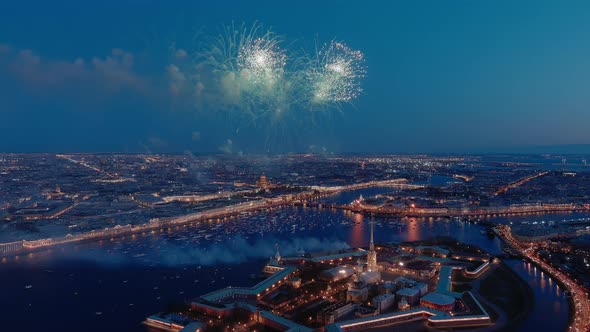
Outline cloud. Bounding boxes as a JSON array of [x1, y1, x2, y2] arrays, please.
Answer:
[[52, 236, 351, 267], [0, 43, 11, 54], [166, 64, 186, 95], [192, 131, 201, 141], [148, 137, 168, 148], [90, 48, 144, 90], [175, 49, 187, 59], [155, 236, 351, 266], [219, 138, 233, 153], [0, 44, 149, 96]]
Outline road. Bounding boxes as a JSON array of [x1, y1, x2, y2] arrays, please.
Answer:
[[494, 225, 590, 332]]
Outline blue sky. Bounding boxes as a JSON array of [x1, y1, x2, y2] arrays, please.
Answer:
[[1, 0, 590, 153]]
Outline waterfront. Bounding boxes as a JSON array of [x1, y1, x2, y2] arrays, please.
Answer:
[[506, 259, 569, 332], [0, 187, 580, 331], [2, 0, 589, 329]]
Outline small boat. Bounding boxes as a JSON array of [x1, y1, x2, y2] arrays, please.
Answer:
[[24, 285, 33, 289]]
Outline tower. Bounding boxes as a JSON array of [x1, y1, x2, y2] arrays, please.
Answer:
[[263, 243, 283, 274], [367, 219, 378, 271], [257, 174, 270, 189], [347, 259, 369, 302], [353, 259, 362, 282]]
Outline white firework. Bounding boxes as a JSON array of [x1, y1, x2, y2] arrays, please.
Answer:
[[179, 22, 367, 128], [198, 22, 288, 120], [304, 41, 366, 109], [237, 37, 286, 90]]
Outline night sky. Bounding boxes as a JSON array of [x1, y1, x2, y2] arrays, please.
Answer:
[[1, 0, 590, 153]]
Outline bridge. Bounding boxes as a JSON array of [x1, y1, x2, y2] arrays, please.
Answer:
[[310, 179, 424, 194], [301, 201, 590, 218], [493, 171, 549, 196]]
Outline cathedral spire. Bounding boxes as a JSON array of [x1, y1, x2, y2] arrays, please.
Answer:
[[369, 219, 375, 251], [367, 219, 377, 271]]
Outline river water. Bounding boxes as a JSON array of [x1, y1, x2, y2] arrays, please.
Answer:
[[0, 187, 577, 332]]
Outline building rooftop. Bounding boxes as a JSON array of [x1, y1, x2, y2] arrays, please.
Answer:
[[373, 293, 395, 301], [179, 321, 205, 332], [421, 292, 455, 306], [396, 287, 420, 297], [415, 246, 450, 256], [200, 266, 296, 302], [236, 302, 313, 332]]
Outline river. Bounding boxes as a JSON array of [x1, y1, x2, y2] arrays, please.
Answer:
[[0, 187, 577, 332]]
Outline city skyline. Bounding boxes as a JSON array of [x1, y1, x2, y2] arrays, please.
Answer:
[[2, 3, 590, 330], [1, 153, 589, 331]]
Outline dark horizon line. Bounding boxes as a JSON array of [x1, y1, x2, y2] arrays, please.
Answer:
[[1, 147, 589, 156]]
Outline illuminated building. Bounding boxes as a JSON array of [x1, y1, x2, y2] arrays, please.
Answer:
[[347, 261, 368, 302], [320, 265, 355, 282], [397, 298, 410, 311], [395, 287, 420, 306], [372, 293, 395, 313], [317, 302, 357, 324], [257, 174, 270, 189], [263, 244, 283, 274], [420, 292, 456, 312]]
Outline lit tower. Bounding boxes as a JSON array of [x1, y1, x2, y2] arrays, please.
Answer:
[[367, 219, 378, 271], [263, 243, 283, 274], [257, 174, 270, 189]]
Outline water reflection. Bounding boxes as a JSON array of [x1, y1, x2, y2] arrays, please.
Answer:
[[507, 259, 568, 331], [349, 213, 364, 247], [407, 218, 419, 242], [0, 186, 572, 332]]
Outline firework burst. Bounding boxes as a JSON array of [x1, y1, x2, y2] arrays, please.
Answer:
[[196, 22, 290, 120], [302, 41, 366, 110], [237, 37, 286, 90], [170, 22, 367, 131]]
